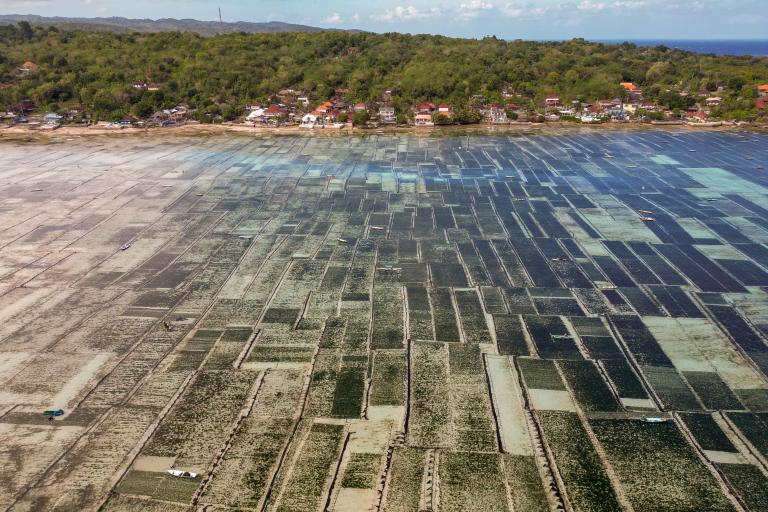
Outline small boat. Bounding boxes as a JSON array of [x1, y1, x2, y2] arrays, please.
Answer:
[[640, 217, 655, 222], [120, 243, 132, 251], [513, 198, 527, 202], [43, 409, 64, 417], [638, 210, 655, 215], [195, 193, 204, 196], [167, 469, 198, 479], [370, 226, 385, 231], [640, 416, 668, 424], [238, 235, 253, 240], [337, 238, 348, 244], [626, 165, 637, 169], [31, 188, 43, 192], [550, 257, 568, 262]]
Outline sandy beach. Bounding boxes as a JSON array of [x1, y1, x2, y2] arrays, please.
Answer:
[[1, 119, 766, 143]]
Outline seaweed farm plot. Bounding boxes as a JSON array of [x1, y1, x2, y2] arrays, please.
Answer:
[[2, 129, 768, 511]]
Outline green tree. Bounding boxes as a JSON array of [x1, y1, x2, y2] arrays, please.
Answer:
[[352, 111, 369, 127]]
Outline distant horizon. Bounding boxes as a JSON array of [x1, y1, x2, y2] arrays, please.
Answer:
[[2, 14, 768, 44], [1, 0, 766, 39]]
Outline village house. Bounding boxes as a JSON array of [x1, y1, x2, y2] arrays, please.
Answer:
[[416, 102, 436, 114], [245, 107, 266, 124], [147, 83, 161, 91], [686, 110, 710, 122], [414, 112, 434, 126], [482, 104, 507, 124], [544, 97, 561, 108], [18, 61, 37, 73], [705, 97, 723, 107], [263, 105, 287, 122], [297, 96, 310, 106], [353, 103, 368, 114], [620, 82, 643, 101], [325, 110, 341, 123], [436, 104, 452, 116], [756, 98, 767, 110], [132, 82, 148, 90], [379, 106, 396, 124], [16, 99, 35, 113], [383, 87, 394, 100], [759, 85, 768, 97], [598, 99, 621, 109], [300, 112, 319, 127], [620, 82, 637, 92], [43, 112, 63, 126]]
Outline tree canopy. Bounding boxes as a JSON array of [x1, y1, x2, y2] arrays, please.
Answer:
[[0, 24, 766, 121]]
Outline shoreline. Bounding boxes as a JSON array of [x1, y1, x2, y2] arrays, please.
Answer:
[[1, 120, 766, 141]]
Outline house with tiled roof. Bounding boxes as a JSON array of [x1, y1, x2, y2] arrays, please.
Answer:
[[415, 102, 436, 113], [18, 61, 37, 73], [758, 85, 768, 97]]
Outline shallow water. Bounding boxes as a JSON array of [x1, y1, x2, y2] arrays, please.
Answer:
[[1, 130, 768, 511]]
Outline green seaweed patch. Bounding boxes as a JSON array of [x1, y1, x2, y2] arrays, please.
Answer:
[[340, 453, 381, 488]]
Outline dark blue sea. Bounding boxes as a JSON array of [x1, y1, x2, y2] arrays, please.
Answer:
[[593, 39, 768, 57]]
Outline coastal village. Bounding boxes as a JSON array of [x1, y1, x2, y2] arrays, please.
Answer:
[[1, 62, 767, 130]]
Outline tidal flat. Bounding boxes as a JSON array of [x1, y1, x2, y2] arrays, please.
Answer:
[[1, 130, 768, 511]]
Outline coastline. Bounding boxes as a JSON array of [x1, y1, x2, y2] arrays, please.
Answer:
[[1, 120, 766, 142]]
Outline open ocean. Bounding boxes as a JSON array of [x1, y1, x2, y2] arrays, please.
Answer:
[[593, 39, 768, 56]]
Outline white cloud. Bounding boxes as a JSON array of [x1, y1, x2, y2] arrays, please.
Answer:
[[370, 5, 443, 22], [577, 1, 608, 10], [458, 0, 495, 19], [500, 2, 553, 18], [324, 12, 343, 23]]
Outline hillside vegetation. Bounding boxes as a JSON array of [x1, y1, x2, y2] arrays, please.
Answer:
[[1, 23, 766, 121]]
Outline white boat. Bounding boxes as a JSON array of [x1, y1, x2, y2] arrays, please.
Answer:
[[638, 210, 655, 215], [120, 243, 132, 251], [640, 217, 655, 222], [167, 469, 198, 479], [337, 238, 348, 244], [238, 235, 253, 240], [370, 226, 384, 230]]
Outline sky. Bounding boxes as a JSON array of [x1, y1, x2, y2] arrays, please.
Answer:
[[1, 0, 766, 39]]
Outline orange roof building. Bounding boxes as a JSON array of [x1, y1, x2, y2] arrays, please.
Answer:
[[758, 84, 768, 93], [620, 82, 637, 91]]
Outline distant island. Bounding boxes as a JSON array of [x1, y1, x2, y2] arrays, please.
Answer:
[[0, 21, 767, 130]]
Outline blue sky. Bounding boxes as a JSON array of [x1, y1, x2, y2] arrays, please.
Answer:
[[2, 0, 766, 39]]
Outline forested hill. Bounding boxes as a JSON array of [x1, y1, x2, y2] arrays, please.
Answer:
[[0, 15, 335, 35], [0, 23, 767, 121]]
